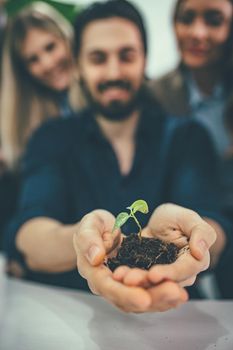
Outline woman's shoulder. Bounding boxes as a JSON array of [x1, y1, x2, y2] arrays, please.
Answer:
[[149, 66, 183, 90], [148, 66, 189, 116]]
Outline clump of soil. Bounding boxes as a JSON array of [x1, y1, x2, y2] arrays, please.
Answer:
[[106, 234, 179, 272]]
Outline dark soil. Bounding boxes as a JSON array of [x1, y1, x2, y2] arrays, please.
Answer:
[[106, 233, 179, 272]]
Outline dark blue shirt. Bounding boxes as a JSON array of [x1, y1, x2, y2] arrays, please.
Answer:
[[4, 102, 232, 291]]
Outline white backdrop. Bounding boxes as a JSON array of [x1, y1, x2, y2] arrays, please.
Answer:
[[131, 0, 179, 78], [59, 0, 179, 78]]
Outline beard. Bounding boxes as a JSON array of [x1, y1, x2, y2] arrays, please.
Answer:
[[79, 77, 144, 122]]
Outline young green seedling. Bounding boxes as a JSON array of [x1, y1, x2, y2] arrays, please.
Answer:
[[112, 199, 149, 239]]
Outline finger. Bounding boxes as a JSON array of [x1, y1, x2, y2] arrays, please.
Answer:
[[76, 252, 95, 279], [105, 280, 152, 313], [113, 266, 149, 286], [89, 266, 152, 313], [148, 204, 216, 262], [112, 265, 131, 282], [74, 210, 116, 265], [147, 281, 188, 312], [114, 264, 194, 289], [74, 229, 105, 266], [77, 254, 152, 313], [179, 276, 196, 287], [122, 268, 152, 288], [147, 204, 198, 247], [105, 232, 122, 258], [148, 251, 210, 285], [141, 226, 153, 238], [113, 267, 153, 288], [188, 222, 217, 260]]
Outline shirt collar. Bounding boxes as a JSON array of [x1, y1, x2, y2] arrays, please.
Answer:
[[185, 70, 225, 108]]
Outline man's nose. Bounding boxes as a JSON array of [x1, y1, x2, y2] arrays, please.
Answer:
[[106, 57, 122, 80]]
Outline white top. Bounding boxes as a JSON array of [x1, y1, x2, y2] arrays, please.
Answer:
[[1, 273, 233, 350], [186, 72, 231, 155]]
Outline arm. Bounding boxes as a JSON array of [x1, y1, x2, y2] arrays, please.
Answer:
[[16, 217, 77, 273], [6, 120, 77, 274]]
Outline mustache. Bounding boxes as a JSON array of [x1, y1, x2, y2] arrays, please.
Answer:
[[98, 80, 132, 93]]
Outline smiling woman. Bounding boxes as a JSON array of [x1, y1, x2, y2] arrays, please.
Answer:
[[174, 0, 233, 71], [0, 1, 84, 169], [150, 0, 233, 156], [21, 27, 73, 92]]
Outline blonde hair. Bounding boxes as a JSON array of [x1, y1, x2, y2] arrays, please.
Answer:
[[0, 1, 84, 169]]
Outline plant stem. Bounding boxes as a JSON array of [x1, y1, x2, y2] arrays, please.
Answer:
[[130, 212, 142, 239]]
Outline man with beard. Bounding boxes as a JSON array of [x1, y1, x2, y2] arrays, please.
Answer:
[[4, 0, 231, 313]]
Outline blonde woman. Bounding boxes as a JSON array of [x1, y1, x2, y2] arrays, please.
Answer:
[[0, 2, 85, 248], [0, 1, 84, 169]]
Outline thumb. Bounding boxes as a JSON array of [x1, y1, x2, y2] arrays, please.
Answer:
[[85, 242, 106, 265], [189, 221, 216, 260], [73, 210, 117, 266], [73, 230, 106, 266]]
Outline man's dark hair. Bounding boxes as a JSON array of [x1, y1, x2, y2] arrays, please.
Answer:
[[73, 0, 147, 57]]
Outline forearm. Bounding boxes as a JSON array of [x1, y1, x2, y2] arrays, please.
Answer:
[[16, 217, 78, 273], [204, 218, 226, 268]]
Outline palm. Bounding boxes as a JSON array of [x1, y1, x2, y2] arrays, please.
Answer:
[[143, 203, 197, 248], [130, 203, 214, 287]]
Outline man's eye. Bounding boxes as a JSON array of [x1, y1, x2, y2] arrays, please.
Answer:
[[204, 12, 225, 27], [120, 51, 137, 62], [89, 54, 106, 64], [176, 10, 195, 25], [45, 42, 56, 52]]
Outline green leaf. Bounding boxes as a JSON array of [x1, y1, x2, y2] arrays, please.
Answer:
[[128, 199, 149, 214], [112, 212, 129, 231]]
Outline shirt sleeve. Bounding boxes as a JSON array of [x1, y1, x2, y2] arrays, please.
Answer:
[[3, 119, 72, 261], [165, 119, 233, 267]]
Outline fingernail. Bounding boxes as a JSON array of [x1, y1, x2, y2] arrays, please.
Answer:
[[198, 240, 207, 255], [86, 245, 101, 264]]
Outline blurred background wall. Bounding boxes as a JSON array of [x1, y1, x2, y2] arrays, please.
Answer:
[[5, 0, 179, 78]]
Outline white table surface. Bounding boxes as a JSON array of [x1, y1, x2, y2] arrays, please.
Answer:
[[0, 257, 233, 350]]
